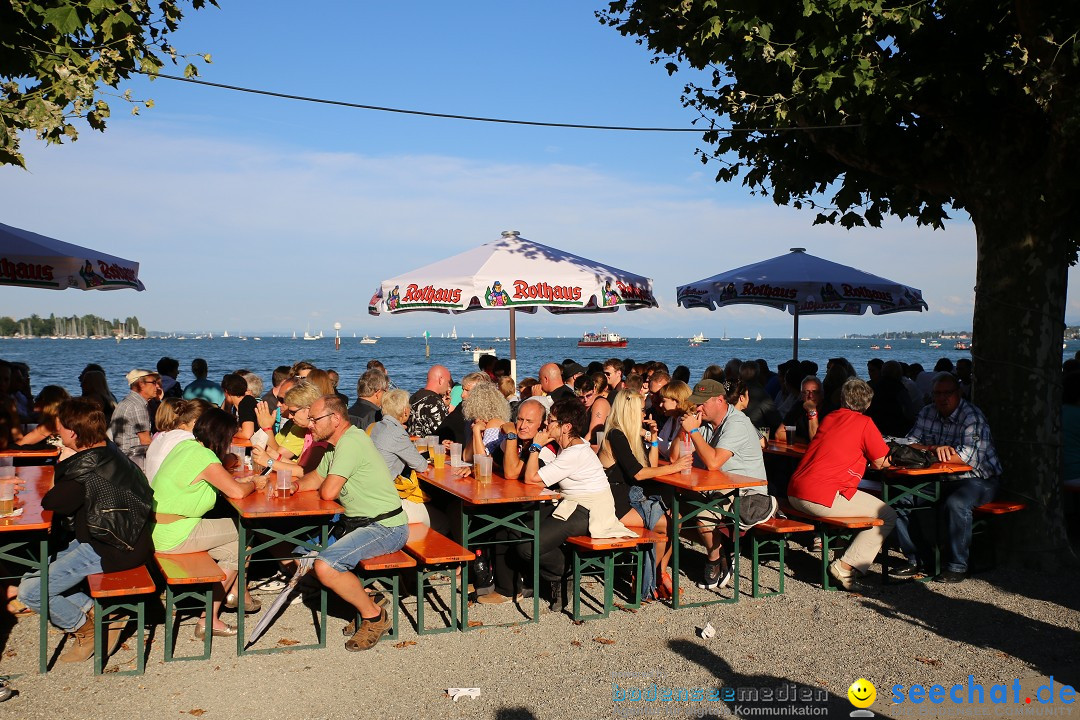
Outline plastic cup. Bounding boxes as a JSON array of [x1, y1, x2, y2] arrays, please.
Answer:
[[0, 481, 14, 515], [449, 443, 463, 467], [432, 448, 445, 469], [474, 455, 493, 484], [680, 438, 694, 475], [785, 425, 797, 445], [276, 469, 292, 496], [426, 436, 439, 457], [0, 458, 13, 480], [415, 438, 427, 455]]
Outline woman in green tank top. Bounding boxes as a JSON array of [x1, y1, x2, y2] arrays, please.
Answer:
[[153, 408, 268, 638]]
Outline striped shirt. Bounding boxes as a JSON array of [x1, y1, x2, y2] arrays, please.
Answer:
[[904, 399, 1002, 480]]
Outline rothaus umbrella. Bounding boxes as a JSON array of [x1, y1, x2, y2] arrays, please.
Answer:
[[0, 222, 145, 291], [369, 231, 657, 377], [676, 247, 927, 360]]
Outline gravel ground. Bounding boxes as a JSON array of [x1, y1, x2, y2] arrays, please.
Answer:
[[1, 547, 1078, 720]]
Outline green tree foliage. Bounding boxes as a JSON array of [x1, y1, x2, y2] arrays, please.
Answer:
[[0, 313, 141, 337], [601, 1, 1080, 563], [0, 0, 217, 168]]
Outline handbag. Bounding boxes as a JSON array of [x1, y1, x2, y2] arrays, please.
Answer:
[[887, 441, 936, 469]]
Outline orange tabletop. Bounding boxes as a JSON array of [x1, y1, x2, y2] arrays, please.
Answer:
[[0, 465, 54, 532], [227, 488, 343, 518], [883, 461, 973, 477], [764, 441, 809, 459], [419, 464, 559, 505], [651, 464, 767, 493], [230, 435, 253, 449], [0, 447, 61, 459]]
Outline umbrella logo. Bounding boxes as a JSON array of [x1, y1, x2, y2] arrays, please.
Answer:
[[79, 260, 106, 288], [718, 283, 739, 302], [486, 281, 511, 306], [602, 280, 621, 307], [385, 285, 401, 311]]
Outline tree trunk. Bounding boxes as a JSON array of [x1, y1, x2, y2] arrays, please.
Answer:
[[970, 201, 1073, 568]]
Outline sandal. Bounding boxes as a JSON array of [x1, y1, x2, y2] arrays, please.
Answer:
[[6, 599, 31, 617], [658, 570, 683, 601]]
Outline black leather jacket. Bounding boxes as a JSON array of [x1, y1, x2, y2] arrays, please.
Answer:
[[45, 442, 154, 573]]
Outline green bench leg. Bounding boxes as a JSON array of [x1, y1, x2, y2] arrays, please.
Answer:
[[415, 566, 460, 635], [571, 548, 647, 621], [359, 573, 402, 640], [751, 534, 790, 598], [93, 597, 147, 676], [163, 585, 215, 662]]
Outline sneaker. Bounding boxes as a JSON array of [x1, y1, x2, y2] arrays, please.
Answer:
[[696, 558, 732, 590], [0, 676, 16, 703], [345, 608, 391, 651], [547, 580, 564, 612], [937, 569, 966, 584], [476, 591, 512, 605]]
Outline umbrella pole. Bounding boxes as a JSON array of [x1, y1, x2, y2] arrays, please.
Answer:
[[792, 308, 800, 362], [509, 309, 518, 381]]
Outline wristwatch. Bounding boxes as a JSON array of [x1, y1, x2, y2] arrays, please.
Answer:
[[506, 432, 519, 441], [528, 443, 542, 453], [265, 458, 274, 469]]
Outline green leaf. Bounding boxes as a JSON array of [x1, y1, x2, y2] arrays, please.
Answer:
[[182, 62, 198, 78], [43, 6, 81, 34]]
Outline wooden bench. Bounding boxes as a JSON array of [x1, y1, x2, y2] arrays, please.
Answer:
[[403, 524, 474, 634], [354, 550, 417, 641], [87, 565, 156, 676], [779, 502, 885, 590], [565, 528, 665, 621], [971, 500, 1028, 570], [748, 517, 816, 598], [155, 552, 226, 663]]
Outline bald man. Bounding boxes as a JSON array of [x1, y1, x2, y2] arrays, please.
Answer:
[[407, 364, 451, 437], [538, 363, 575, 403]]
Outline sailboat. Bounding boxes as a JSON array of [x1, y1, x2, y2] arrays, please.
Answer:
[[720, 327, 731, 341], [451, 325, 458, 340], [756, 332, 763, 341], [690, 332, 709, 343]]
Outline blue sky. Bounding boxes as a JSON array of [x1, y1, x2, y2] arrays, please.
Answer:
[[1, 1, 1075, 338]]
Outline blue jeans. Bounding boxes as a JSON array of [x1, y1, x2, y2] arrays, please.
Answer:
[[316, 522, 408, 572], [893, 476, 999, 573], [18, 540, 103, 632]]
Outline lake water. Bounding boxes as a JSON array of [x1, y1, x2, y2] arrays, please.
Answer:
[[0, 335, 994, 401]]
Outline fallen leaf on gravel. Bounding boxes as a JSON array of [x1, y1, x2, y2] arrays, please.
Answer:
[[994, 651, 1009, 658], [572, 620, 585, 626], [615, 604, 637, 614], [393, 641, 417, 649], [536, 652, 550, 658], [915, 657, 939, 666], [467, 620, 483, 627], [277, 638, 300, 646], [188, 710, 206, 717], [3, 650, 15, 658], [593, 637, 616, 645], [570, 641, 582, 647]]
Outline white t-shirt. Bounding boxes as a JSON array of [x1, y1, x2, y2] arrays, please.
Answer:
[[537, 442, 609, 497], [144, 429, 195, 485]]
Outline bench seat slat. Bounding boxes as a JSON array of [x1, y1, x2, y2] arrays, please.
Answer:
[[974, 501, 1026, 515], [404, 523, 475, 564], [155, 552, 226, 585], [88, 566, 155, 598], [753, 517, 816, 534], [360, 550, 417, 571]]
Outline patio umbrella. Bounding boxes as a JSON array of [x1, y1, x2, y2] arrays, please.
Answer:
[[368, 231, 657, 376], [0, 221, 145, 291], [676, 247, 927, 360]]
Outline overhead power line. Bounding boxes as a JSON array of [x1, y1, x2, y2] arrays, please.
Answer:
[[142, 71, 860, 134]]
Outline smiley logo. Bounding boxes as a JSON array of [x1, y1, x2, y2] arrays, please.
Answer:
[[848, 678, 876, 708]]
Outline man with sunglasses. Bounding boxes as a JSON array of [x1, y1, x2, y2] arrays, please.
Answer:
[[298, 395, 407, 651], [109, 369, 161, 468]]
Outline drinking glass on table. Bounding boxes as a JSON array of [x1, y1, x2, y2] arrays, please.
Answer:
[[0, 481, 15, 515], [474, 455, 493, 484]]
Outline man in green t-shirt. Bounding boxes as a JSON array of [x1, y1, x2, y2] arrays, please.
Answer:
[[297, 395, 408, 651]]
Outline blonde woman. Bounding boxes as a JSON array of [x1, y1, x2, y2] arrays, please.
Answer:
[[655, 380, 696, 459], [463, 380, 511, 462], [370, 389, 449, 533], [598, 390, 691, 599]]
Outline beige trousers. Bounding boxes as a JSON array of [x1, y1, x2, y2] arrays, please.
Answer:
[[788, 491, 896, 574], [158, 517, 239, 573]]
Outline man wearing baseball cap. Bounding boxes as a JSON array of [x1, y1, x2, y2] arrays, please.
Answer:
[[671, 378, 776, 590], [108, 369, 161, 468]]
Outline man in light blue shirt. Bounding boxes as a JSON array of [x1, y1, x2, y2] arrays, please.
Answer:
[[182, 357, 224, 406]]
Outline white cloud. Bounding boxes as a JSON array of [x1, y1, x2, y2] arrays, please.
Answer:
[[2, 124, 1077, 336]]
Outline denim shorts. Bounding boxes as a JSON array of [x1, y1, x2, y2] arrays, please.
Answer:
[[316, 521, 409, 572]]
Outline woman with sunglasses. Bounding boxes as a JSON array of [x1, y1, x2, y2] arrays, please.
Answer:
[[251, 380, 328, 476], [520, 398, 635, 611]]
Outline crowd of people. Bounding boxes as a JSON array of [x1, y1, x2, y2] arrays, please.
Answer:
[[0, 349, 1013, 679]]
